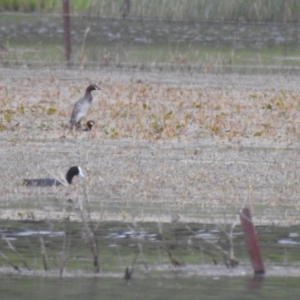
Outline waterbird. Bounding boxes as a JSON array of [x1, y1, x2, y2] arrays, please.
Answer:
[[23, 166, 84, 187], [74, 120, 95, 132], [69, 84, 100, 128], [83, 120, 95, 131]]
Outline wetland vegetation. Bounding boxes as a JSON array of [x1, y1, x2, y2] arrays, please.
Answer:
[[1, 2, 300, 298]]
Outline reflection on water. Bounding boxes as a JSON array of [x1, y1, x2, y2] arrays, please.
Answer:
[[0, 275, 299, 300], [0, 220, 300, 276], [0, 219, 300, 298]]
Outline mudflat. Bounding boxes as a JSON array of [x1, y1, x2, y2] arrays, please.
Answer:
[[1, 68, 300, 225]]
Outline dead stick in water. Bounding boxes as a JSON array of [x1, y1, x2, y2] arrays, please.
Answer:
[[0, 250, 21, 272], [3, 236, 31, 271]]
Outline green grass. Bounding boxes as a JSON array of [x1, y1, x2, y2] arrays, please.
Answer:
[[0, 11, 298, 72], [1, 0, 300, 22], [2, 40, 299, 72]]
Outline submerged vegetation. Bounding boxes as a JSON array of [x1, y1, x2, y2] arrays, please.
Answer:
[[0, 0, 300, 22]]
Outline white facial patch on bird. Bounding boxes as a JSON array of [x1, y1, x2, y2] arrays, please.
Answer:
[[78, 166, 85, 178]]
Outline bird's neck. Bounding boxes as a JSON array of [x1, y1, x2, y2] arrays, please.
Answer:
[[85, 92, 93, 102]]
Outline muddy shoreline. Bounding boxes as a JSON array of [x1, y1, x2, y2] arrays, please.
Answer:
[[1, 69, 300, 225]]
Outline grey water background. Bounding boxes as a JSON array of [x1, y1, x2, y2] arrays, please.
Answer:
[[2, 275, 300, 300]]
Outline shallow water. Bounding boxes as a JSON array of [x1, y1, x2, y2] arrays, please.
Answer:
[[2, 136, 300, 226], [1, 219, 300, 299], [1, 276, 300, 300], [1, 219, 300, 275]]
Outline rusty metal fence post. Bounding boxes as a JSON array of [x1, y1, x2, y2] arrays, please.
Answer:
[[62, 0, 71, 63], [240, 207, 265, 276]]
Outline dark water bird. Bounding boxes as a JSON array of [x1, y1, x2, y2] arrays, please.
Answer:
[[23, 166, 84, 187], [69, 84, 101, 128], [83, 120, 95, 131], [72, 120, 95, 132]]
